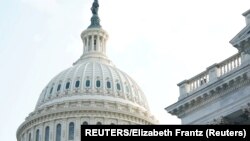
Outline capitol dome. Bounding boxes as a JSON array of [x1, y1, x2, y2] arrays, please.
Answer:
[[17, 1, 157, 141]]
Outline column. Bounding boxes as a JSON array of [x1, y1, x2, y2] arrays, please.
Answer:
[[86, 36, 89, 52], [99, 37, 103, 52], [31, 127, 35, 141], [51, 120, 55, 141], [40, 124, 44, 141], [84, 38, 87, 52], [62, 119, 67, 141], [97, 35, 100, 52], [104, 39, 106, 53], [76, 118, 81, 141]]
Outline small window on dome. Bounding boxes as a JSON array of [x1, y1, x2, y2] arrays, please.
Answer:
[[96, 80, 101, 88], [96, 122, 102, 125], [50, 87, 53, 94], [66, 82, 70, 90], [75, 80, 80, 88], [116, 83, 121, 91], [126, 86, 129, 93], [57, 84, 61, 92], [86, 80, 91, 87], [107, 81, 111, 89]]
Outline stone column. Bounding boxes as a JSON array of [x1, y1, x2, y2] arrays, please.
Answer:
[[76, 118, 81, 141], [92, 35, 94, 51], [97, 35, 100, 52]]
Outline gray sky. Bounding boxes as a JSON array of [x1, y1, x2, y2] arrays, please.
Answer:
[[0, 0, 250, 140]]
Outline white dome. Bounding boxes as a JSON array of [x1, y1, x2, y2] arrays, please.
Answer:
[[36, 58, 150, 111], [17, 1, 157, 141]]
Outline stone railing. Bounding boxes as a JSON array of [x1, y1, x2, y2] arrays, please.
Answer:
[[189, 71, 209, 92], [217, 53, 241, 77], [178, 53, 242, 100]]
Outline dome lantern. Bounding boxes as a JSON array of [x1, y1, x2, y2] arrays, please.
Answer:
[[76, 0, 109, 65]]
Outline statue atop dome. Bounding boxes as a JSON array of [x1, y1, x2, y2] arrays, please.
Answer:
[[88, 0, 101, 28], [91, 0, 99, 15]]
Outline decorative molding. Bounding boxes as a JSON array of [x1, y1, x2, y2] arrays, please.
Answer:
[[169, 72, 250, 118]]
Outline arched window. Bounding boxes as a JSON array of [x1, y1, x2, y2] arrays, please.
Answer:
[[75, 80, 80, 88], [57, 84, 61, 92], [50, 87, 53, 94], [86, 80, 90, 87], [96, 122, 102, 125], [82, 121, 88, 125], [45, 126, 50, 141], [36, 129, 39, 141], [96, 80, 101, 88], [107, 81, 111, 89], [29, 133, 31, 141], [66, 82, 70, 90], [116, 83, 121, 91], [56, 124, 61, 141], [68, 122, 74, 140], [111, 123, 115, 125]]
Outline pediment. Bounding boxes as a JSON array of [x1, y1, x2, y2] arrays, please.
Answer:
[[230, 25, 250, 46]]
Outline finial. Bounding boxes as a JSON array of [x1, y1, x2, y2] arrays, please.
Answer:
[[88, 0, 101, 28]]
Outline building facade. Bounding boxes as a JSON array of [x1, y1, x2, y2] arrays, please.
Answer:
[[16, 1, 157, 141], [166, 9, 250, 124]]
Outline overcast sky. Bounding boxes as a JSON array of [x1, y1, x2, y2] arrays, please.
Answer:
[[1, 0, 250, 140]]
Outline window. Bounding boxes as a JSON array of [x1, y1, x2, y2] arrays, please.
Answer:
[[111, 123, 115, 125], [29, 133, 31, 141], [82, 121, 88, 125], [45, 126, 50, 141], [50, 87, 53, 94], [66, 82, 70, 90], [86, 80, 90, 87], [116, 83, 121, 91], [56, 124, 61, 141], [68, 122, 74, 140], [96, 122, 102, 125], [57, 84, 61, 92], [94, 39, 97, 51], [75, 80, 80, 88], [96, 80, 101, 88], [36, 129, 39, 141], [126, 86, 129, 93], [107, 81, 111, 89]]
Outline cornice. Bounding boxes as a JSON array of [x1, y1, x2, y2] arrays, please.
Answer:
[[168, 71, 249, 118]]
